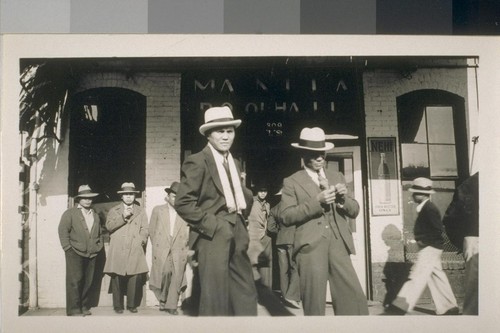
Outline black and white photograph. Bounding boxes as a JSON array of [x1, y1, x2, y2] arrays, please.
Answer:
[[1, 34, 499, 333]]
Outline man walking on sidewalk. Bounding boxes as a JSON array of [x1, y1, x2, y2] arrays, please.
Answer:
[[386, 177, 459, 315]]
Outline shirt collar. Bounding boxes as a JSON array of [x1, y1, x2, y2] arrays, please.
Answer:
[[304, 166, 325, 179], [77, 204, 93, 214], [416, 198, 430, 212], [208, 143, 227, 164]]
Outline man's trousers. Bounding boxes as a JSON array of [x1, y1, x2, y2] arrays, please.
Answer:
[[64, 248, 104, 315], [392, 245, 458, 314], [195, 214, 257, 316]]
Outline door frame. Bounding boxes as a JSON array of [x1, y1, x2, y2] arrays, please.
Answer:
[[326, 146, 369, 296]]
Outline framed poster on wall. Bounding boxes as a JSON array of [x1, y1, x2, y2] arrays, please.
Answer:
[[368, 137, 400, 216]]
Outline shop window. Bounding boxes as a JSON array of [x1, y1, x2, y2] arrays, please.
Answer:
[[398, 89, 468, 181], [401, 106, 458, 179]]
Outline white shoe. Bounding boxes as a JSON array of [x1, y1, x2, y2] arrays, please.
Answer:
[[284, 298, 301, 309]]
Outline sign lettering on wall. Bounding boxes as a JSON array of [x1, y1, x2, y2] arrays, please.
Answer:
[[368, 137, 400, 216], [181, 68, 362, 190]]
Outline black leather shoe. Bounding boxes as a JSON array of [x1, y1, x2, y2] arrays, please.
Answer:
[[381, 304, 406, 315], [166, 309, 178, 315], [82, 308, 92, 316], [439, 307, 460, 315], [114, 308, 124, 314], [127, 307, 138, 313]]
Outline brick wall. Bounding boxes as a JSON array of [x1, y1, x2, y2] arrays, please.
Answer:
[[363, 65, 468, 304], [35, 71, 181, 308]]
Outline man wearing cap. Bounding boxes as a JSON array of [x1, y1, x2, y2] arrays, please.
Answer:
[[280, 127, 368, 315], [58, 185, 105, 316], [103, 182, 149, 314], [386, 177, 459, 315], [175, 106, 257, 316], [149, 181, 189, 315]]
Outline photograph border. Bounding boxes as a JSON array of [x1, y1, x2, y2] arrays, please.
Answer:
[[1, 34, 499, 333]]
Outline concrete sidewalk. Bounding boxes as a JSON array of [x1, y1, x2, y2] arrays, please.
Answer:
[[23, 300, 456, 317]]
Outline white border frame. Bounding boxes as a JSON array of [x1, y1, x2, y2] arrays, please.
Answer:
[[2, 34, 500, 333]]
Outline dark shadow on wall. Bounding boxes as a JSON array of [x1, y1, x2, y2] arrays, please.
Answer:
[[381, 224, 412, 306]]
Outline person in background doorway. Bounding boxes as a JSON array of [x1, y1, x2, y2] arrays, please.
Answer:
[[443, 172, 479, 315], [103, 182, 149, 314], [149, 181, 189, 315], [58, 185, 105, 316], [280, 127, 368, 316], [175, 106, 257, 316], [247, 185, 273, 287], [385, 177, 459, 315], [267, 187, 300, 309]]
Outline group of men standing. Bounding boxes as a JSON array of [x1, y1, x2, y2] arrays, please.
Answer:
[[58, 105, 476, 317], [58, 181, 189, 316]]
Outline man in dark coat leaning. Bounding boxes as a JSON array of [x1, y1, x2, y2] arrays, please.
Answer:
[[175, 106, 257, 316]]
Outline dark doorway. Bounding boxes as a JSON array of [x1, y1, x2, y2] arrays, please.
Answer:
[[68, 87, 146, 222]]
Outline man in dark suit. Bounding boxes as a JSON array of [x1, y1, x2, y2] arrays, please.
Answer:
[[149, 181, 189, 315], [175, 106, 257, 316], [58, 185, 105, 316], [280, 127, 368, 315], [443, 172, 478, 315]]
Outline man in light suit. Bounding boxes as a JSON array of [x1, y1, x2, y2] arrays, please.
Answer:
[[280, 127, 368, 315], [149, 181, 189, 315], [103, 182, 149, 314], [58, 185, 105, 316], [175, 106, 257, 316]]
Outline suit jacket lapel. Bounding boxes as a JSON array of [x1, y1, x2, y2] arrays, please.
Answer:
[[160, 205, 170, 238], [295, 170, 321, 198], [203, 145, 224, 194]]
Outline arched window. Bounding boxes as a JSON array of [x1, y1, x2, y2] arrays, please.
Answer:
[[398, 89, 469, 181]]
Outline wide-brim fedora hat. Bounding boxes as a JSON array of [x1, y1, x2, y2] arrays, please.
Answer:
[[117, 182, 140, 194], [165, 181, 180, 194], [75, 185, 99, 198], [199, 106, 242, 136], [409, 177, 436, 194], [291, 127, 334, 151]]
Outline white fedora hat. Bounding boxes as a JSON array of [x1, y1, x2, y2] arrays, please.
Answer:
[[291, 127, 334, 151], [409, 177, 436, 194], [117, 182, 140, 194], [75, 185, 99, 198], [199, 106, 242, 135]]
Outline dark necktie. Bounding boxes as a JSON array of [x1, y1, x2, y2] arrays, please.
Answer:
[[223, 156, 237, 207], [317, 171, 331, 212], [317, 171, 329, 190]]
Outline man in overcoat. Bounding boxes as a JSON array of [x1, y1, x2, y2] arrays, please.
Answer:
[[58, 184, 105, 316], [175, 106, 257, 316], [280, 127, 368, 315], [103, 182, 149, 314], [149, 181, 189, 315]]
